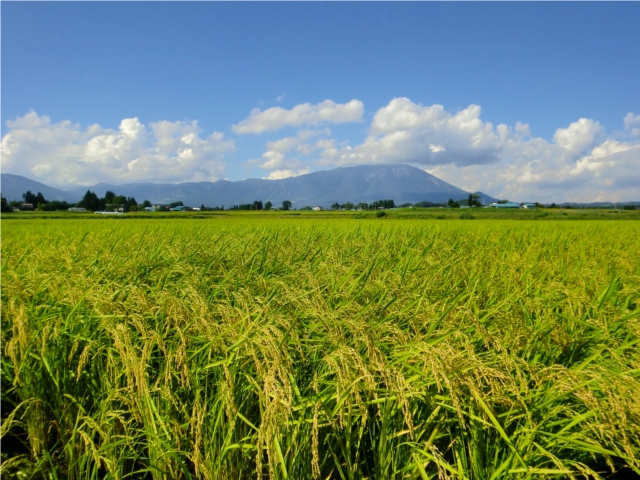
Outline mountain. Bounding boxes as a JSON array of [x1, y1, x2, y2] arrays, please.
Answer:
[[0, 174, 81, 203], [3, 165, 496, 208], [67, 164, 475, 207]]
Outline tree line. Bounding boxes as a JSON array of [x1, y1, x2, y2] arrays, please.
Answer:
[[330, 199, 396, 210], [0, 191, 298, 213], [229, 200, 293, 211], [1, 190, 146, 212]]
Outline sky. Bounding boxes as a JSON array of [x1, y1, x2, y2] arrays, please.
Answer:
[[2, 2, 639, 203]]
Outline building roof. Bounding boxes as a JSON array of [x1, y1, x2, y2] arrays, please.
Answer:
[[491, 202, 520, 208]]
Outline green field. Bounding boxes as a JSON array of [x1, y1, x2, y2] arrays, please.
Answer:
[[2, 217, 639, 479]]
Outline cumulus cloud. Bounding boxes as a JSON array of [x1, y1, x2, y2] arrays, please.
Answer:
[[3, 103, 638, 203], [249, 129, 330, 172], [624, 112, 640, 137], [266, 168, 311, 180], [307, 98, 639, 202], [553, 118, 603, 155], [318, 98, 503, 167], [1, 111, 234, 186], [423, 131, 640, 203], [232, 99, 363, 134]]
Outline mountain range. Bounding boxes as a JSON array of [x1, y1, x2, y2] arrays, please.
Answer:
[[1, 164, 498, 207], [1, 173, 82, 204]]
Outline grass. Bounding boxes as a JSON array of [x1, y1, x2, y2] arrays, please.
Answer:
[[3, 206, 640, 222], [2, 218, 639, 479]]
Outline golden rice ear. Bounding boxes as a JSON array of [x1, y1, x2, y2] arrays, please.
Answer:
[[1, 218, 639, 479]]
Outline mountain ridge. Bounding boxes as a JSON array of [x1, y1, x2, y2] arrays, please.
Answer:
[[2, 164, 498, 207], [0, 173, 82, 203]]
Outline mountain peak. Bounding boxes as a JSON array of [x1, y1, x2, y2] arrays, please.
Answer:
[[2, 165, 495, 207]]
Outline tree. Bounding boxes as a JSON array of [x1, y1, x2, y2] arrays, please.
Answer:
[[265, 201, 272, 211], [343, 202, 355, 210], [42, 201, 72, 211], [1, 196, 14, 213], [370, 199, 395, 210], [126, 197, 138, 211], [331, 203, 340, 210], [357, 202, 368, 211], [104, 190, 116, 204], [78, 190, 101, 211], [468, 194, 473, 207], [22, 190, 46, 205], [113, 195, 127, 211], [282, 200, 292, 211], [141, 200, 152, 208]]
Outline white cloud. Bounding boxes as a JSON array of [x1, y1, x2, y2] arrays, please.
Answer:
[[308, 98, 639, 202], [1, 111, 234, 186], [251, 129, 330, 171], [423, 134, 640, 203], [624, 112, 640, 137], [553, 118, 603, 155], [318, 98, 503, 167], [266, 168, 311, 180], [232, 99, 363, 134], [3, 104, 638, 203]]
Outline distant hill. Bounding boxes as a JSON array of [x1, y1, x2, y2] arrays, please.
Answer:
[[3, 165, 499, 208], [67, 164, 478, 207], [0, 174, 81, 203]]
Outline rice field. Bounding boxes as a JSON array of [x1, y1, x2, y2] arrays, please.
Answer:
[[2, 217, 639, 479]]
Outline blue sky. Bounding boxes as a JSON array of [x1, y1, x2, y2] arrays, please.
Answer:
[[2, 2, 639, 202]]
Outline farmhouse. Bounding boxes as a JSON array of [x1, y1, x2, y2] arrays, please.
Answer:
[[68, 207, 88, 213], [520, 203, 536, 209], [313, 206, 323, 211]]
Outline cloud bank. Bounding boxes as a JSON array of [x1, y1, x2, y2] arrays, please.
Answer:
[[252, 98, 639, 202], [232, 99, 364, 134], [2, 99, 638, 202], [1, 111, 234, 186]]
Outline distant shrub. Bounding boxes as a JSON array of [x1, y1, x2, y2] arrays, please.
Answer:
[[459, 212, 475, 219], [623, 205, 636, 210], [376, 211, 386, 218], [435, 215, 446, 219]]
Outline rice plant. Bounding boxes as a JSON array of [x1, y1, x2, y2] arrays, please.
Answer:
[[2, 218, 639, 479]]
